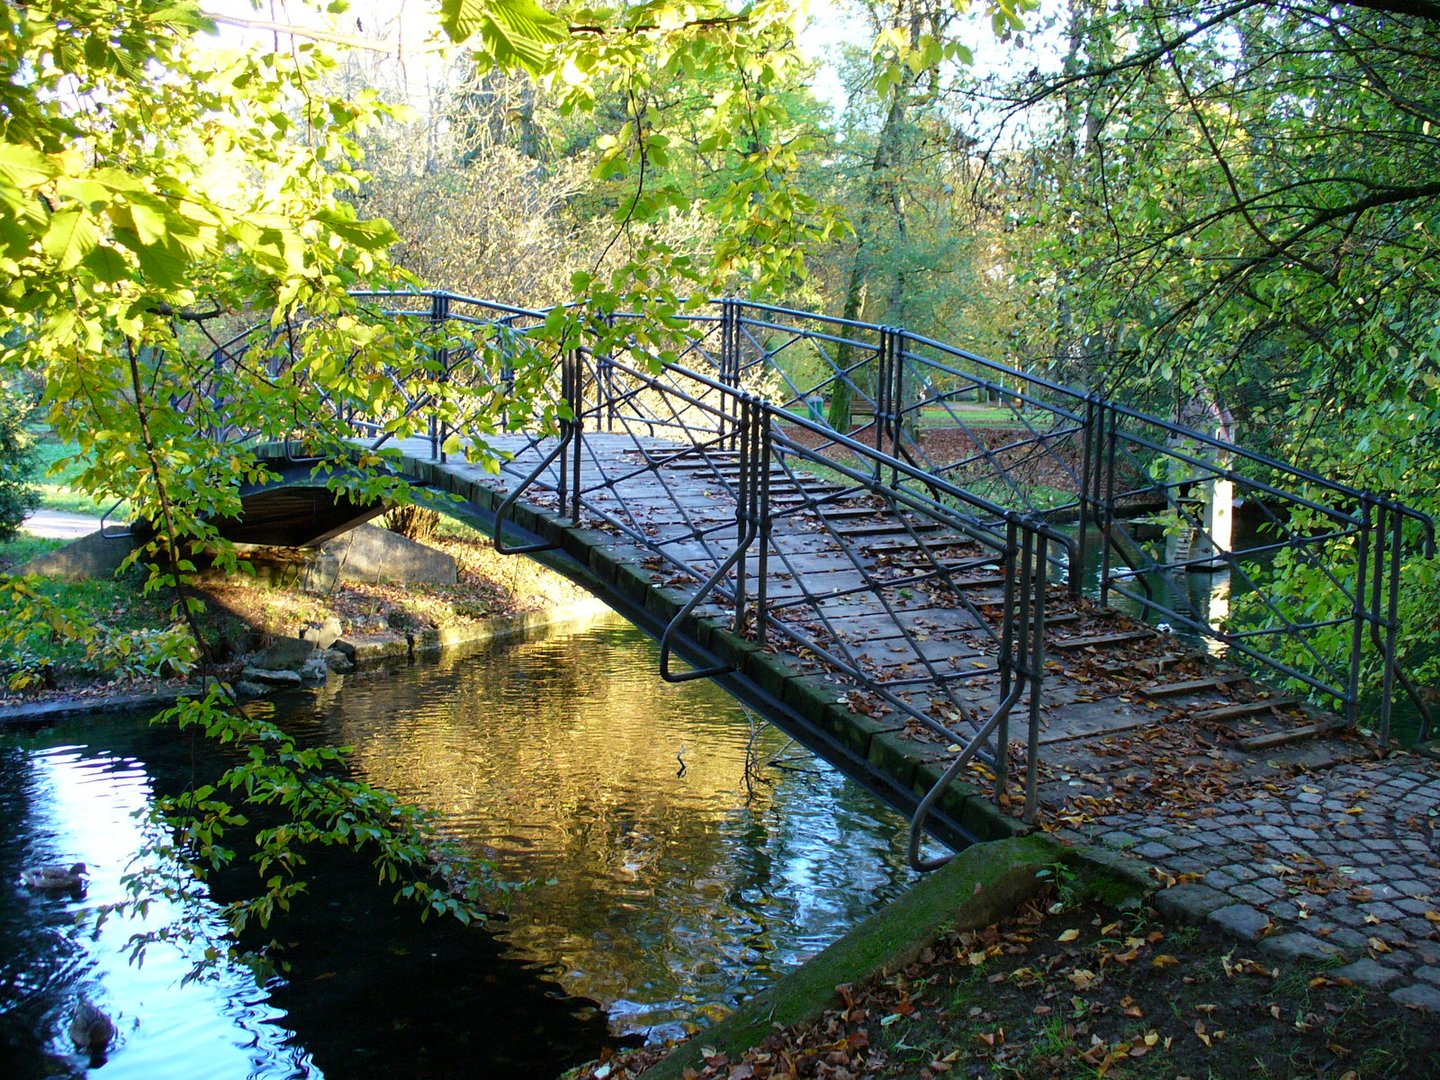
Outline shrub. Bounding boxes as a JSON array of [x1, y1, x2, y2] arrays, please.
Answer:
[[0, 393, 39, 542]]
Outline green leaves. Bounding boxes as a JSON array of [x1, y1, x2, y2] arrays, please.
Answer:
[[439, 0, 569, 73], [41, 209, 100, 270], [0, 144, 60, 193], [314, 208, 401, 250]]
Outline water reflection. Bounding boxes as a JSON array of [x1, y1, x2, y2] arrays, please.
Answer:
[[0, 731, 311, 1079], [297, 611, 925, 1038], [1, 611, 927, 1076]]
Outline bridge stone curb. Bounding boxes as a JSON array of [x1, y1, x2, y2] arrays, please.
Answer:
[[904, 760, 1023, 844], [643, 585, 688, 623], [609, 558, 655, 607], [559, 526, 617, 566], [593, 542, 653, 588], [693, 620, 762, 668], [867, 730, 932, 793], [740, 648, 815, 699]]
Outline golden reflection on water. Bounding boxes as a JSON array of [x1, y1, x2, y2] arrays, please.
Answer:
[[306, 611, 920, 1037]]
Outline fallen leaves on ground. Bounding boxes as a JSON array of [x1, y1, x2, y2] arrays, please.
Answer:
[[569, 887, 1440, 1080]]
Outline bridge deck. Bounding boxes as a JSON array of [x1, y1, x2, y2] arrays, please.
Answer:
[[378, 434, 1371, 830]]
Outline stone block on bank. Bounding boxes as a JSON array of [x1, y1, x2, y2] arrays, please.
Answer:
[[249, 635, 316, 672], [322, 523, 457, 585], [333, 631, 412, 663], [299, 616, 344, 650], [322, 648, 355, 674], [14, 530, 142, 580], [241, 667, 303, 687]]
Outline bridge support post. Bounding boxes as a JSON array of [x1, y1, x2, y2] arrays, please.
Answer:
[[558, 348, 583, 524], [1347, 495, 1374, 730], [1374, 500, 1399, 745], [429, 293, 452, 462], [753, 400, 773, 646], [597, 313, 616, 434], [875, 327, 904, 489], [1022, 528, 1047, 826], [721, 299, 741, 450], [1076, 394, 1102, 599], [1092, 401, 1114, 609]]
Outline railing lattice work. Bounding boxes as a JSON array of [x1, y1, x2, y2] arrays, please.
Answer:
[[207, 290, 1438, 843]]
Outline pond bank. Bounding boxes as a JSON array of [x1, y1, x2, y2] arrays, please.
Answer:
[[0, 520, 605, 724], [0, 594, 613, 727]]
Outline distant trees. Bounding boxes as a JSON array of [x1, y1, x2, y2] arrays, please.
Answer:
[[995, 0, 1440, 468]]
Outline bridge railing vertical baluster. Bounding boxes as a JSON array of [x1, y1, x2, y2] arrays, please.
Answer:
[[995, 517, 1020, 797], [874, 327, 894, 488], [1349, 496, 1373, 729], [566, 347, 583, 523], [754, 402, 772, 646], [1099, 403, 1117, 610], [429, 292, 451, 462], [892, 328, 910, 469], [1075, 394, 1099, 599], [732, 393, 752, 633], [1023, 529, 1047, 826], [1379, 501, 1402, 746], [721, 299, 740, 451], [1368, 500, 1386, 741], [599, 313, 616, 434]]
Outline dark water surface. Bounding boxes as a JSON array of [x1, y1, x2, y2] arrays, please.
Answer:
[[1, 612, 927, 1078]]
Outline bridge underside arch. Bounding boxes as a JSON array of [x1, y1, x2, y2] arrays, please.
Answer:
[[217, 460, 390, 548]]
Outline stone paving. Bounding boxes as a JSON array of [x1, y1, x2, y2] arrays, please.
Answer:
[[1064, 751, 1440, 1011]]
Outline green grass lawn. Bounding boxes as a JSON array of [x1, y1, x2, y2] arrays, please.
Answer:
[[916, 402, 1036, 428], [30, 433, 131, 519], [0, 533, 63, 572]]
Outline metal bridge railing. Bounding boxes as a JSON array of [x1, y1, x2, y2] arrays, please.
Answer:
[[205, 290, 1436, 744], [479, 335, 1061, 847], [673, 298, 1435, 740]]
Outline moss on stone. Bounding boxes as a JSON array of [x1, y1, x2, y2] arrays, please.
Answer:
[[643, 834, 1067, 1080]]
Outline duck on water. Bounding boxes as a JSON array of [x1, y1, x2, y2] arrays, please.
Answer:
[[20, 862, 88, 891]]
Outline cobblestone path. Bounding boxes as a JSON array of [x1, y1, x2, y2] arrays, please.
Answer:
[[1065, 753, 1440, 1011]]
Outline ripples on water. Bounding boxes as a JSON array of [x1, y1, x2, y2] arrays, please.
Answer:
[[1, 612, 927, 1077]]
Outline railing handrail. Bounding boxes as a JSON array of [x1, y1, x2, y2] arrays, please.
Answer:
[[207, 288, 1435, 744]]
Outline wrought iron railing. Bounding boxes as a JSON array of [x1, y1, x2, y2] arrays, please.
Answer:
[[664, 299, 1436, 740], [485, 336, 1061, 846], [205, 290, 1436, 748]]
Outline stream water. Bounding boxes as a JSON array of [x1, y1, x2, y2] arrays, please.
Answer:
[[0, 611, 930, 1078]]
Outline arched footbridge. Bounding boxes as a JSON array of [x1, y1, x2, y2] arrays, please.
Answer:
[[215, 292, 1435, 865]]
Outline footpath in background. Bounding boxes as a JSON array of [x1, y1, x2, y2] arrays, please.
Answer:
[[21, 511, 104, 540]]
